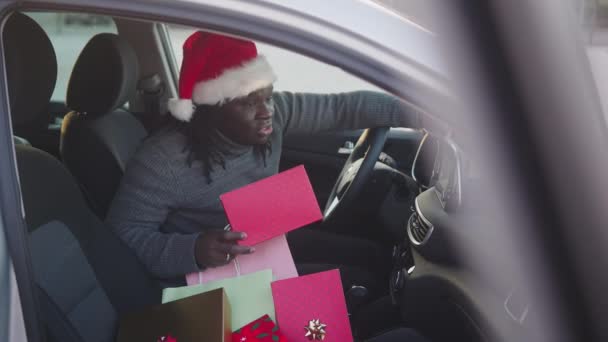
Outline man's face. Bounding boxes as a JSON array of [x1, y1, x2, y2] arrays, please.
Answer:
[[217, 86, 274, 145]]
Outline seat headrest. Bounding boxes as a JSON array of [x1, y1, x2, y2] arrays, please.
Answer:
[[3, 12, 57, 128], [66, 33, 139, 117]]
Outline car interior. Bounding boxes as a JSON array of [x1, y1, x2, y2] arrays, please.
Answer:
[[3, 8, 526, 342]]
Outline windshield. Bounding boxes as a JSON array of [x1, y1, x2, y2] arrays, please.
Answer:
[[575, 0, 608, 123]]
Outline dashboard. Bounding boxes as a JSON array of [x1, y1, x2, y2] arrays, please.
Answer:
[[407, 131, 465, 254], [397, 131, 513, 342], [411, 130, 464, 211]]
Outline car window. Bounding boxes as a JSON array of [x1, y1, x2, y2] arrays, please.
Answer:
[[576, 0, 608, 120], [26, 12, 117, 103], [166, 25, 384, 94]]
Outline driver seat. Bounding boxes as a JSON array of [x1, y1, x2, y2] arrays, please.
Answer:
[[60, 33, 148, 218]]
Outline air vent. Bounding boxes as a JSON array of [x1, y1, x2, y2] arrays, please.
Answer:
[[407, 202, 434, 245]]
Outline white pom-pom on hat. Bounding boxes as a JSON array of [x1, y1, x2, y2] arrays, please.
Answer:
[[167, 98, 195, 122]]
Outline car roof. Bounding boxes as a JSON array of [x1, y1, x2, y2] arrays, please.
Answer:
[[253, 0, 444, 76]]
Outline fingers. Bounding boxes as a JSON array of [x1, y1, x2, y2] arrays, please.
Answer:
[[221, 231, 247, 242], [205, 245, 254, 268], [217, 243, 255, 256], [196, 230, 253, 268], [204, 249, 232, 267]]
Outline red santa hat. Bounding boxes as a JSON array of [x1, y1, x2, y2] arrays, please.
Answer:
[[168, 31, 277, 121]]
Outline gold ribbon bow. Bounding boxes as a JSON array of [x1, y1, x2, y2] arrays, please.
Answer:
[[304, 319, 327, 340]]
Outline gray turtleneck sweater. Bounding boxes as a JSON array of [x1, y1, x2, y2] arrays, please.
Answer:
[[105, 91, 422, 279]]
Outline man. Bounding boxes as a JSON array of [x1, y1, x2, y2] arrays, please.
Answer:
[[106, 31, 422, 289]]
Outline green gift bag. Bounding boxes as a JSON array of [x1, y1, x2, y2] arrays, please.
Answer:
[[162, 269, 275, 331]]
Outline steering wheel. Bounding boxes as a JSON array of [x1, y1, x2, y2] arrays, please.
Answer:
[[323, 127, 389, 221]]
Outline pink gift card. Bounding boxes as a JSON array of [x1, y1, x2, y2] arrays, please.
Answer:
[[271, 269, 353, 342], [186, 235, 297, 285], [220, 165, 323, 246]]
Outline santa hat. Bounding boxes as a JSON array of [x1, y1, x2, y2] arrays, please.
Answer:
[[168, 31, 277, 122]]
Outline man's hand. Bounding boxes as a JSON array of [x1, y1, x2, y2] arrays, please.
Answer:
[[195, 230, 255, 268]]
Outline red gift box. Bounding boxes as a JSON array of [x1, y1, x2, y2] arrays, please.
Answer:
[[220, 165, 322, 246], [232, 315, 287, 342], [271, 270, 353, 342]]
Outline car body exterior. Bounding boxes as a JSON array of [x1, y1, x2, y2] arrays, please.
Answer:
[[0, 1, 607, 342]]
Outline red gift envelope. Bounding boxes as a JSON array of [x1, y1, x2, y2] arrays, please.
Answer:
[[220, 165, 322, 246], [271, 269, 353, 342]]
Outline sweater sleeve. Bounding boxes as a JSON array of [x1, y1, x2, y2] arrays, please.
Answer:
[[105, 144, 201, 279], [273, 91, 423, 136]]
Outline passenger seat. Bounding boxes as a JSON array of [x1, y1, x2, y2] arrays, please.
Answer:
[[61, 33, 148, 218]]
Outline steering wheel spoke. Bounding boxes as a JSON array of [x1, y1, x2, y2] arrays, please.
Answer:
[[323, 127, 389, 222], [324, 196, 340, 217]]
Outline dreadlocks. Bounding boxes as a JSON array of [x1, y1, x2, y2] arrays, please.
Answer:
[[178, 104, 272, 184]]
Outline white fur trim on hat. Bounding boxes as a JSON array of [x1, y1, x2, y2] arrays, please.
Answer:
[[192, 55, 277, 106], [167, 98, 195, 122]]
